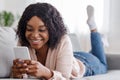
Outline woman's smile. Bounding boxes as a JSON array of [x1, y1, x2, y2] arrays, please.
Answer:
[[30, 39, 42, 45], [25, 16, 49, 49]]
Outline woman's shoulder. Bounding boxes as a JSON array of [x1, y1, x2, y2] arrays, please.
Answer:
[[58, 34, 72, 47], [55, 34, 73, 55], [49, 34, 73, 55], [60, 34, 71, 43]]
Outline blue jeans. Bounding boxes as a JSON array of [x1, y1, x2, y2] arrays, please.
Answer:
[[74, 32, 107, 76]]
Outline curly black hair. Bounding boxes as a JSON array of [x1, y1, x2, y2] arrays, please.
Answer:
[[17, 2, 67, 49]]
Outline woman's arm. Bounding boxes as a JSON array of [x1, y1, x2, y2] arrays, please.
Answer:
[[49, 35, 74, 79]]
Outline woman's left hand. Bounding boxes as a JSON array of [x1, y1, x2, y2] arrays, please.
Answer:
[[24, 60, 53, 79]]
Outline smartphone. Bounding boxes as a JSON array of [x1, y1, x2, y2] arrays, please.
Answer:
[[13, 46, 31, 60]]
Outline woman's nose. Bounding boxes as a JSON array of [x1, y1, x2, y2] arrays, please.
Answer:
[[32, 31, 39, 38]]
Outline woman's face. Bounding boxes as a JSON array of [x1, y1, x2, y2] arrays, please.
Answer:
[[25, 16, 49, 49]]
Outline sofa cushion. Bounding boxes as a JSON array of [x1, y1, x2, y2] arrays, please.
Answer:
[[80, 70, 120, 80], [68, 33, 81, 51], [0, 27, 17, 77], [107, 54, 120, 70]]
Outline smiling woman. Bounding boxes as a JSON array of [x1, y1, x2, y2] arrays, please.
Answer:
[[11, 2, 108, 80], [25, 16, 49, 50]]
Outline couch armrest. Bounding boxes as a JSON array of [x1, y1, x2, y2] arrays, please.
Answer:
[[107, 54, 120, 70]]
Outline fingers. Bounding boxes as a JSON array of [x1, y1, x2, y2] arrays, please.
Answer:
[[24, 60, 37, 65], [12, 59, 38, 72], [13, 59, 24, 65], [11, 73, 28, 79], [26, 61, 41, 77], [12, 59, 30, 77], [12, 59, 42, 78], [13, 59, 31, 68], [12, 65, 28, 73]]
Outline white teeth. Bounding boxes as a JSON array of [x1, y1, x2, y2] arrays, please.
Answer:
[[31, 39, 41, 42], [33, 41, 39, 42]]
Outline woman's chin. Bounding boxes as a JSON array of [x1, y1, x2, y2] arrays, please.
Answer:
[[31, 45, 41, 49]]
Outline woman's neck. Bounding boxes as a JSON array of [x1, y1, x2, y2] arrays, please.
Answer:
[[35, 45, 49, 65], [36, 45, 48, 54]]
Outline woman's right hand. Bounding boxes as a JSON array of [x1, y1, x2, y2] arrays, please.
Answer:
[[11, 59, 28, 78]]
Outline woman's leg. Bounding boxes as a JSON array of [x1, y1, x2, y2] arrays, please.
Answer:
[[74, 32, 107, 76], [74, 5, 107, 76], [74, 51, 105, 76], [90, 32, 107, 65], [87, 5, 107, 74], [87, 5, 107, 66]]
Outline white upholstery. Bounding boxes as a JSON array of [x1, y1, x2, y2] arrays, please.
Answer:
[[68, 33, 81, 51], [0, 27, 17, 77]]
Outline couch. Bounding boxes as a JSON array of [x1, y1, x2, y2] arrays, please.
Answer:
[[0, 28, 120, 80], [69, 33, 120, 80]]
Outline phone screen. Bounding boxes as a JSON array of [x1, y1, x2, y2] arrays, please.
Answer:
[[13, 47, 31, 60]]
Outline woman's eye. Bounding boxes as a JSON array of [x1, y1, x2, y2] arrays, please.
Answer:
[[39, 29, 46, 32], [26, 28, 33, 31]]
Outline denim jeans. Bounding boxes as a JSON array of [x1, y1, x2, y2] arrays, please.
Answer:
[[74, 32, 107, 76]]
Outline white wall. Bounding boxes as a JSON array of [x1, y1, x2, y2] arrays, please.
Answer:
[[106, 0, 120, 54], [0, 0, 120, 54], [81, 0, 120, 54], [0, 0, 5, 11], [5, 0, 27, 15], [75, 0, 120, 54], [0, 0, 36, 28], [0, 0, 35, 15]]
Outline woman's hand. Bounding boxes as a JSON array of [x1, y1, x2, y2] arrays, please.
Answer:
[[25, 60, 53, 79], [11, 59, 28, 78], [12, 59, 53, 79]]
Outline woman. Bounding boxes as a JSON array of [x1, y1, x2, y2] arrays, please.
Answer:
[[11, 3, 107, 80]]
